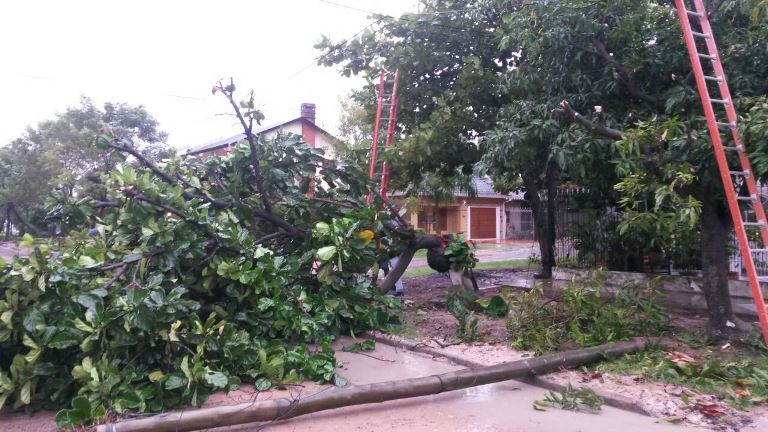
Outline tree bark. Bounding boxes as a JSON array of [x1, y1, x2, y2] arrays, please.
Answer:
[[699, 192, 736, 339], [95, 338, 648, 432], [379, 234, 442, 293], [542, 161, 558, 278], [525, 163, 557, 279], [3, 205, 9, 240]]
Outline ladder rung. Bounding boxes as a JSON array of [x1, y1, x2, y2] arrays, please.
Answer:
[[698, 52, 717, 61], [743, 222, 766, 227], [711, 98, 730, 106], [686, 9, 704, 18], [718, 122, 737, 130], [723, 146, 743, 152], [704, 75, 723, 83], [736, 195, 757, 202], [692, 31, 711, 39], [750, 249, 768, 253], [730, 170, 751, 177]]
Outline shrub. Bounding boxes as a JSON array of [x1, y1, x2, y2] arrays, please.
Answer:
[[506, 271, 667, 354]]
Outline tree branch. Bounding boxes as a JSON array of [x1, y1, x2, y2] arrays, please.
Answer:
[[379, 234, 442, 293], [106, 137, 302, 238], [254, 231, 293, 245], [120, 187, 187, 219], [105, 140, 233, 210], [556, 100, 624, 141], [99, 265, 129, 291], [585, 40, 661, 106], [213, 79, 272, 214]]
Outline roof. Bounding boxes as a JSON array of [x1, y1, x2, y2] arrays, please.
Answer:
[[458, 177, 507, 199], [391, 177, 510, 200], [185, 117, 337, 155]]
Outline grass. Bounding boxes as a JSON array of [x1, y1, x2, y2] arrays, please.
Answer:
[[402, 258, 531, 278]]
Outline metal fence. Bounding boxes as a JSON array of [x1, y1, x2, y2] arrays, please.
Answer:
[[505, 201, 535, 240]]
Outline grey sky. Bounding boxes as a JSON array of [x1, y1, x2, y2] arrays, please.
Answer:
[[0, 0, 418, 150]]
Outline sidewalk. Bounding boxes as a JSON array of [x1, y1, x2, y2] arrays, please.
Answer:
[[409, 241, 539, 268]]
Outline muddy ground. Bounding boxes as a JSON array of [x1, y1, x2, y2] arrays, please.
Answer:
[[396, 270, 768, 432], [398, 268, 532, 344]]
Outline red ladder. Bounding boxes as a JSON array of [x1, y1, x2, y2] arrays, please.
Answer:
[[675, 0, 768, 343], [367, 69, 399, 204]]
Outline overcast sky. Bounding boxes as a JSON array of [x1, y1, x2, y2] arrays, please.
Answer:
[[0, 0, 418, 150]]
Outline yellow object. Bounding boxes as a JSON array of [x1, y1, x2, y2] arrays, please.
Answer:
[[358, 230, 375, 245]]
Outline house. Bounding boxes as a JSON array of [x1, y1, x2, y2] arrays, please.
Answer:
[[186, 103, 339, 158], [397, 177, 509, 242]]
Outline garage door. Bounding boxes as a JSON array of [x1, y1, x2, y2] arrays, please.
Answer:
[[469, 207, 496, 239]]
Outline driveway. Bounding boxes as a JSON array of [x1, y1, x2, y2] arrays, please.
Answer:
[[409, 241, 539, 268]]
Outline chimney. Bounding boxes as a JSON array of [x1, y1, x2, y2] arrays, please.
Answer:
[[300, 103, 316, 124]]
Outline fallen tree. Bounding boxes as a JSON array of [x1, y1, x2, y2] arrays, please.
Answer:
[[96, 338, 648, 432], [0, 81, 441, 424]]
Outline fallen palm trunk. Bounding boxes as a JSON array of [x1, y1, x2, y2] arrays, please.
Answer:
[[97, 338, 647, 432]]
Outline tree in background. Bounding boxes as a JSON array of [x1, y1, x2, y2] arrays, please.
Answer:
[[488, 0, 768, 337], [319, 0, 768, 337], [316, 0, 509, 189], [0, 97, 171, 234]]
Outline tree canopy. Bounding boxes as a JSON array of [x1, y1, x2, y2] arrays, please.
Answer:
[[318, 0, 768, 335], [0, 97, 171, 233]]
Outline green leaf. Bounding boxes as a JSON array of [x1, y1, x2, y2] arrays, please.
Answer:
[[77, 256, 97, 267], [164, 375, 186, 390], [55, 409, 87, 428], [316, 246, 337, 262], [73, 318, 94, 333], [483, 296, 509, 318], [148, 370, 165, 382], [315, 222, 331, 235], [254, 377, 272, 391], [205, 371, 228, 388], [71, 396, 91, 415], [47, 329, 80, 349], [20, 381, 31, 405]]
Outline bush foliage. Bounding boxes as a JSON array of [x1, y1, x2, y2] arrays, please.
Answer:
[[0, 97, 401, 425], [506, 271, 667, 354]]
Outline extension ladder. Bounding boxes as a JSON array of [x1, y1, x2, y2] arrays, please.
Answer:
[[367, 69, 399, 204], [675, 0, 768, 344]]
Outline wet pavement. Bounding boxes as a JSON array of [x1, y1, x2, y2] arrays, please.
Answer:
[[251, 340, 684, 432], [2, 338, 688, 432], [409, 242, 539, 269]]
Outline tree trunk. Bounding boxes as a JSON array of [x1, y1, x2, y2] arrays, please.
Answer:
[[526, 163, 557, 279], [699, 192, 736, 339], [4, 205, 10, 240], [380, 234, 442, 293], [542, 161, 557, 277], [96, 339, 648, 432]]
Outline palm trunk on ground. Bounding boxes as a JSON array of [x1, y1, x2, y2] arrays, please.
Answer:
[[96, 339, 648, 432]]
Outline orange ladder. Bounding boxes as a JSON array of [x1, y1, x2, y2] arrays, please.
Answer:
[[367, 69, 399, 204], [675, 0, 768, 343]]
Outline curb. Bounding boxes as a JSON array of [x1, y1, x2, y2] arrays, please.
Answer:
[[368, 332, 650, 417]]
